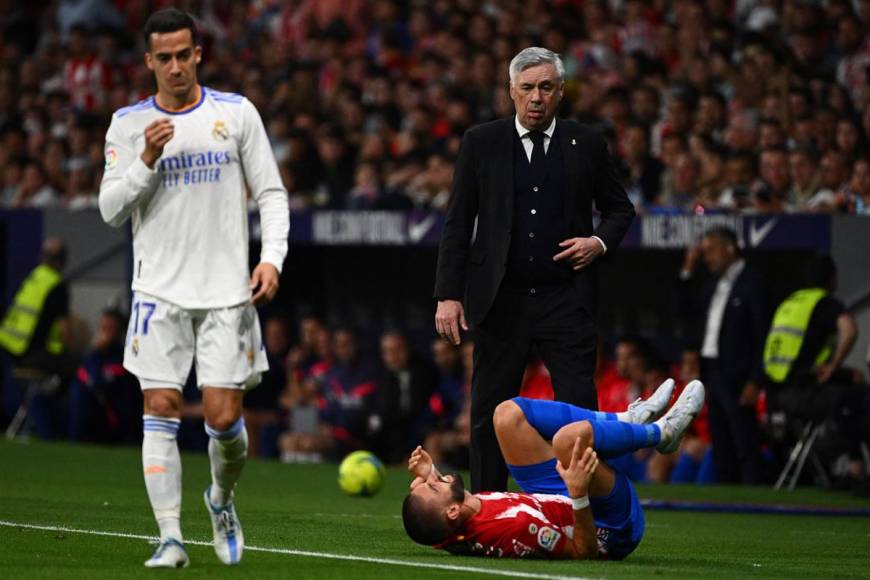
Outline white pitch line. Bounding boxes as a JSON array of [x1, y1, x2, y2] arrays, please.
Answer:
[[0, 520, 593, 580]]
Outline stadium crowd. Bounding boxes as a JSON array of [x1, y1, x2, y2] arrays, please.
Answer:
[[1, 0, 869, 214]]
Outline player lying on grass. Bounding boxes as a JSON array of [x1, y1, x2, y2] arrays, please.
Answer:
[[402, 378, 704, 559]]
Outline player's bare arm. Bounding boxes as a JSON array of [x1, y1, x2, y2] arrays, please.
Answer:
[[555, 440, 600, 559]]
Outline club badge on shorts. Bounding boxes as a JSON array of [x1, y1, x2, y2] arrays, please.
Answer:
[[131, 337, 139, 356]]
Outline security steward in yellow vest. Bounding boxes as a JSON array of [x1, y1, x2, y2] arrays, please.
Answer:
[[763, 255, 860, 423], [0, 238, 73, 374]]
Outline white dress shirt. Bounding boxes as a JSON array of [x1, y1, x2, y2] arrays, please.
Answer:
[[701, 259, 745, 359]]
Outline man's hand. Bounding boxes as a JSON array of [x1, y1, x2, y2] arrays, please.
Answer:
[[816, 363, 835, 384], [739, 381, 760, 407], [553, 237, 604, 270], [141, 119, 174, 168], [250, 263, 280, 305], [435, 299, 467, 346], [555, 439, 598, 498], [408, 445, 434, 488]]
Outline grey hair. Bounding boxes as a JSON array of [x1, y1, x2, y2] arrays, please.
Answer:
[[509, 47, 565, 84]]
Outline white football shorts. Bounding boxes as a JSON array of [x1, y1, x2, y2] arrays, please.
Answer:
[[123, 291, 269, 390]]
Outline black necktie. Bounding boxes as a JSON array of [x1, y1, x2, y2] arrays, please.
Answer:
[[528, 131, 546, 179]]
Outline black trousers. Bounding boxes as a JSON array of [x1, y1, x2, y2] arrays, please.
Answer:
[[702, 359, 763, 484], [470, 284, 597, 492]]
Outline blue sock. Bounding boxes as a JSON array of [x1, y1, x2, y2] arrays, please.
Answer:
[[513, 397, 617, 440], [590, 420, 661, 459]]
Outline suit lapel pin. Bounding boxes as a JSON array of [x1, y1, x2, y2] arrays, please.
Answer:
[[571, 138, 576, 145]]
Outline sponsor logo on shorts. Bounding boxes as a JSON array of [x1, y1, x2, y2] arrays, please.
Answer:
[[537, 526, 561, 551]]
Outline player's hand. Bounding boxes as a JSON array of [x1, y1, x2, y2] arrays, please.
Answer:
[[408, 445, 434, 482], [435, 300, 467, 346], [250, 262, 280, 305], [555, 439, 598, 498], [141, 118, 174, 168], [553, 237, 604, 270]]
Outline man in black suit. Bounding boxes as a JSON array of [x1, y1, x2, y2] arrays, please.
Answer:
[[433, 47, 635, 492], [680, 227, 767, 484]]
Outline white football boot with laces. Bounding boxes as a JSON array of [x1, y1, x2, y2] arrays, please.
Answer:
[[204, 486, 244, 565], [624, 378, 676, 424], [144, 538, 189, 568], [654, 379, 705, 454]]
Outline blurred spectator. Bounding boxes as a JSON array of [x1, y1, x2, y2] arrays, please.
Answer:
[[0, 1, 868, 217], [7, 161, 60, 208], [847, 157, 870, 214], [63, 25, 112, 113], [281, 326, 376, 461], [808, 150, 851, 211], [68, 309, 140, 443], [426, 337, 466, 434], [621, 121, 663, 207], [368, 330, 438, 463], [759, 147, 791, 208], [788, 147, 820, 209], [424, 340, 473, 470], [279, 321, 333, 464]]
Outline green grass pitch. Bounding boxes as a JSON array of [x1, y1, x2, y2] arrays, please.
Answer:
[[1, 439, 869, 579]]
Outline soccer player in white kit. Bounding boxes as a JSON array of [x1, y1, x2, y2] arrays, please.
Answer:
[[98, 9, 289, 568]]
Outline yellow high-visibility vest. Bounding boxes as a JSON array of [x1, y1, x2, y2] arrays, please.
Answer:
[[0, 264, 64, 356], [764, 288, 832, 383]]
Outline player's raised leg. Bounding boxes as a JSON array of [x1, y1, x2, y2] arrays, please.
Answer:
[[141, 385, 189, 568], [202, 387, 247, 565]]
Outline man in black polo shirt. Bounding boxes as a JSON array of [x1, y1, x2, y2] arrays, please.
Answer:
[[433, 47, 634, 492]]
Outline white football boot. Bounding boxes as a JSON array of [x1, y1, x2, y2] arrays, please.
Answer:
[[204, 486, 244, 565], [144, 538, 189, 568], [624, 378, 676, 424], [655, 379, 705, 454]]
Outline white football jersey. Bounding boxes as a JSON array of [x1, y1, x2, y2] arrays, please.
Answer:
[[99, 86, 289, 309]]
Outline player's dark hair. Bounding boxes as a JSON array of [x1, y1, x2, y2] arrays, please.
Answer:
[[143, 8, 197, 49], [402, 494, 451, 546]]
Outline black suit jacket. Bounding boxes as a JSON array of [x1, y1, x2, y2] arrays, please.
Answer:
[[434, 117, 635, 324], [683, 265, 769, 387]]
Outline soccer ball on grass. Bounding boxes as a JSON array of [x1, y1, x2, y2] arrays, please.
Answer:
[[337, 451, 386, 497]]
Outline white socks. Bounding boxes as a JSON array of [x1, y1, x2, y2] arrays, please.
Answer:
[[142, 416, 183, 543], [205, 417, 248, 508]]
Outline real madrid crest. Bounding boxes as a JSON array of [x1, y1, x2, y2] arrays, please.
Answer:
[[212, 120, 229, 141], [131, 337, 139, 356]]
